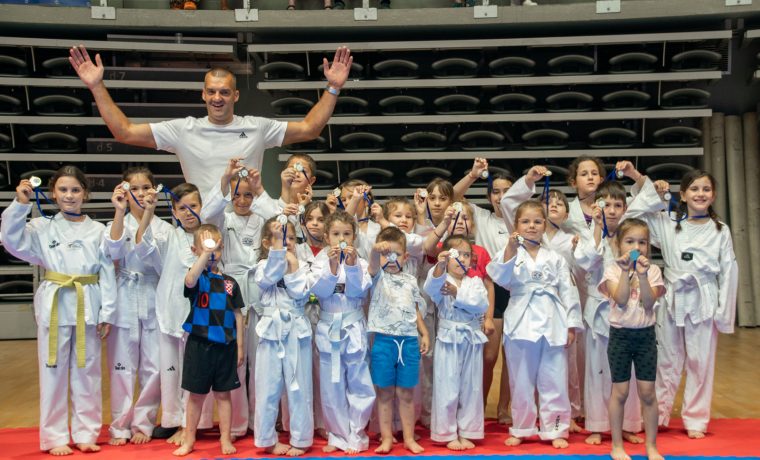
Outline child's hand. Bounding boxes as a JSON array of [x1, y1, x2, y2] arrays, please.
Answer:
[[508, 231, 521, 251], [526, 165, 548, 185], [653, 180, 671, 201], [470, 157, 489, 179], [565, 328, 576, 348], [370, 203, 384, 222], [615, 253, 631, 270], [441, 281, 458, 298], [614, 160, 639, 180], [571, 234, 580, 252], [198, 230, 219, 254], [282, 203, 299, 216], [327, 244, 341, 263], [285, 250, 299, 272], [111, 183, 128, 212], [15, 179, 33, 204], [372, 241, 391, 256], [224, 157, 244, 182], [482, 317, 495, 336], [414, 188, 427, 213], [419, 331, 430, 355], [443, 206, 456, 224], [437, 250, 450, 265], [297, 186, 313, 207], [246, 168, 262, 190], [325, 193, 338, 213], [590, 201, 604, 226], [635, 254, 650, 275], [143, 188, 157, 212], [281, 167, 296, 186], [237, 346, 244, 368], [97, 322, 111, 340], [343, 246, 357, 266], [271, 221, 284, 249]]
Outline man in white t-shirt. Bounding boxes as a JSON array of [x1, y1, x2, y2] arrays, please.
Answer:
[[69, 45, 353, 197]]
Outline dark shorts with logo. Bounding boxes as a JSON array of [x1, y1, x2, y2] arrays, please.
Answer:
[[607, 325, 657, 383], [493, 283, 510, 319], [182, 334, 241, 394]]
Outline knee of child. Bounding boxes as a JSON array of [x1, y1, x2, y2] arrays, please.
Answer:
[[637, 384, 657, 406], [395, 386, 414, 403], [610, 384, 630, 403], [376, 386, 395, 402], [214, 390, 232, 401]]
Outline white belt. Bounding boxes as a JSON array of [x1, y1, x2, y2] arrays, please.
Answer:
[[262, 306, 305, 391], [438, 316, 483, 364], [118, 268, 158, 342], [319, 308, 365, 383], [664, 268, 716, 327]]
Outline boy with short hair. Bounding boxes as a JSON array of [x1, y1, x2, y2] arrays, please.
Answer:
[[367, 227, 430, 454], [172, 224, 245, 457]]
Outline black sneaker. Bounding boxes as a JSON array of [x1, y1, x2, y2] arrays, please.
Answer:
[[152, 426, 178, 439]]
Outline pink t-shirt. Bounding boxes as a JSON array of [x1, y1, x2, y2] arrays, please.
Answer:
[[599, 263, 665, 329]]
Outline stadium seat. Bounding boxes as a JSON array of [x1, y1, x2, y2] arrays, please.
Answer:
[[546, 91, 593, 112], [270, 97, 314, 117], [608, 51, 658, 74], [489, 93, 536, 114], [522, 128, 570, 150], [318, 62, 365, 80], [406, 166, 452, 187], [0, 133, 12, 152], [671, 49, 722, 71], [459, 130, 506, 151], [259, 61, 306, 81], [32, 95, 86, 116], [0, 55, 29, 77], [285, 135, 329, 154], [400, 131, 447, 152], [588, 127, 637, 148], [488, 56, 536, 77], [333, 96, 370, 116], [547, 54, 595, 75], [372, 59, 419, 79], [378, 95, 425, 115], [27, 132, 80, 153], [433, 94, 480, 114], [339, 132, 386, 152], [652, 126, 702, 147], [41, 57, 77, 78], [660, 88, 711, 109], [602, 89, 651, 111], [348, 167, 394, 187], [0, 94, 24, 115], [431, 57, 479, 78]]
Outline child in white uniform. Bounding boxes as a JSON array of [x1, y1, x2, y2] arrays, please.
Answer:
[[626, 170, 738, 438], [1, 166, 116, 455], [424, 235, 488, 450], [254, 217, 313, 456], [309, 211, 375, 453], [104, 167, 172, 446], [487, 200, 583, 448]]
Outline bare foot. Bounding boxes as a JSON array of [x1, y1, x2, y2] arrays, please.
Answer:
[[375, 437, 393, 454], [109, 437, 127, 446], [446, 439, 465, 451], [570, 419, 583, 433], [265, 442, 291, 455], [167, 428, 184, 446], [610, 445, 631, 460], [623, 431, 644, 444], [646, 445, 665, 460], [76, 443, 101, 453], [322, 445, 338, 453], [687, 430, 705, 439], [498, 416, 513, 425], [172, 443, 194, 456], [286, 446, 306, 456], [316, 428, 329, 440], [404, 439, 424, 454], [459, 437, 475, 449], [49, 445, 73, 456], [345, 447, 359, 454], [131, 432, 151, 444], [221, 437, 236, 455], [505, 436, 522, 447], [586, 433, 602, 445], [552, 438, 569, 449]]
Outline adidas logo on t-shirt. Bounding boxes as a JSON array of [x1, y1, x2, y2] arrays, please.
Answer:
[[239, 132, 248, 139]]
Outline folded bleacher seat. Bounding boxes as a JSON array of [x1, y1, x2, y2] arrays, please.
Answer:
[[259, 61, 306, 81], [20, 169, 57, 187], [459, 130, 505, 151], [546, 91, 593, 112], [32, 95, 86, 116], [406, 166, 451, 187], [433, 94, 480, 115], [0, 280, 34, 302], [588, 127, 637, 149], [0, 94, 23, 115], [660, 88, 711, 109], [333, 96, 370, 116], [348, 167, 394, 187], [400, 131, 447, 152], [645, 162, 695, 181], [271, 97, 314, 117], [602, 89, 651, 111], [42, 57, 77, 78], [27, 132, 80, 153], [489, 93, 536, 114], [339, 132, 386, 152], [432, 58, 479, 78], [313, 169, 336, 190], [671, 50, 721, 72], [608, 52, 658, 74], [488, 56, 536, 77], [372, 59, 419, 79], [522, 128, 569, 150], [378, 95, 425, 115], [652, 126, 702, 147], [0, 133, 12, 152], [285, 135, 328, 154], [0, 55, 29, 77], [547, 54, 595, 76]]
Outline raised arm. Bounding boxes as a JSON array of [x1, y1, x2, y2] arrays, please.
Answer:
[[282, 47, 352, 145], [70, 46, 156, 149], [453, 157, 488, 201]]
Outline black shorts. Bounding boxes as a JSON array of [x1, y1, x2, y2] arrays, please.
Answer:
[[182, 334, 241, 394], [493, 283, 510, 319], [607, 325, 657, 383]]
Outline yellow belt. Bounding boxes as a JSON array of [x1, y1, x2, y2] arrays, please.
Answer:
[[44, 271, 99, 368]]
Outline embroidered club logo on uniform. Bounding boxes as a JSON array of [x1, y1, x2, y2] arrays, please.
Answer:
[[48, 240, 60, 249], [242, 236, 254, 246], [531, 271, 544, 281], [224, 280, 234, 296], [239, 132, 248, 139], [682, 252, 694, 261]]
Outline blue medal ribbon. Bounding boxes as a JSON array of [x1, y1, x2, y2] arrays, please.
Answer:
[[159, 187, 202, 229], [32, 187, 82, 219]]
